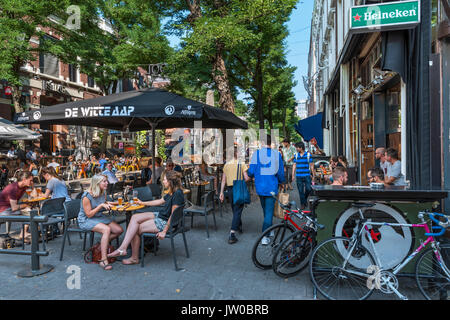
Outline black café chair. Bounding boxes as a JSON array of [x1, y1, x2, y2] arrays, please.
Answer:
[[22, 197, 66, 250], [140, 205, 189, 271], [148, 184, 162, 200], [183, 191, 217, 238], [59, 199, 94, 261]]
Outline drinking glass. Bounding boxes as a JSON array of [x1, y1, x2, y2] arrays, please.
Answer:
[[26, 188, 33, 199], [118, 196, 123, 206], [132, 191, 138, 203]]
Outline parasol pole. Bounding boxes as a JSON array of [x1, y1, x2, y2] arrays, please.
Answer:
[[151, 123, 156, 181]]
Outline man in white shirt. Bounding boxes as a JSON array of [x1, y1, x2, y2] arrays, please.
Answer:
[[47, 158, 60, 170], [7, 146, 16, 159]]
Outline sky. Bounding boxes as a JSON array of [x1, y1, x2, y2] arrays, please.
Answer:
[[165, 0, 314, 103], [286, 1, 314, 102]]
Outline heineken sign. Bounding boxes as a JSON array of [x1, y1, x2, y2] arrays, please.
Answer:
[[350, 0, 420, 32]]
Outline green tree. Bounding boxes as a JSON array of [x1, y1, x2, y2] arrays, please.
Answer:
[[162, 0, 297, 113], [0, 0, 74, 115]]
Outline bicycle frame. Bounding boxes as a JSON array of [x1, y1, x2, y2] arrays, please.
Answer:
[[358, 220, 450, 278], [339, 217, 450, 299]]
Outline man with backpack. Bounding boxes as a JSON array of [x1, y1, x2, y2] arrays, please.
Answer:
[[292, 142, 314, 210]]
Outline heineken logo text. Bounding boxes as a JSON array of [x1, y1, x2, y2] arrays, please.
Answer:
[[65, 106, 135, 118], [361, 9, 417, 22]]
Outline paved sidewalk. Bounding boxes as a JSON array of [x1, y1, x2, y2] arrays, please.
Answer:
[[0, 188, 423, 300]]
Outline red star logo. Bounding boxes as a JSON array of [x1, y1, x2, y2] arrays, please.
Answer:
[[354, 14, 361, 22]]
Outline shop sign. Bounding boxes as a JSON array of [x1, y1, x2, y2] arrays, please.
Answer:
[[350, 0, 420, 32], [4, 86, 12, 96]]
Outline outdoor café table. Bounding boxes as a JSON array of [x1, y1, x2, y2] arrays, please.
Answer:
[[163, 188, 191, 195], [190, 181, 210, 205], [22, 196, 49, 215], [110, 202, 145, 229], [310, 184, 448, 274]]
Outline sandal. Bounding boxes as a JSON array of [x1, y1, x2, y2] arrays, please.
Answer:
[[107, 249, 126, 258], [99, 259, 113, 270]]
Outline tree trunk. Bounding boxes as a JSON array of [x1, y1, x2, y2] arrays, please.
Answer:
[[267, 96, 273, 130], [11, 84, 26, 150], [211, 41, 235, 113], [99, 80, 116, 153], [282, 105, 287, 139], [255, 48, 264, 129]]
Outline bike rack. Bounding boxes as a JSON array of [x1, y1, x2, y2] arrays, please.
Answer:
[[0, 210, 54, 277]]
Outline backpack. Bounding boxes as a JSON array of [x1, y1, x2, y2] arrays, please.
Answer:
[[143, 237, 159, 254], [0, 234, 16, 249]]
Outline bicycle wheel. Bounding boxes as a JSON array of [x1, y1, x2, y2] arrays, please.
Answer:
[[251, 223, 296, 270], [309, 237, 376, 300], [415, 243, 450, 300], [272, 229, 315, 278]]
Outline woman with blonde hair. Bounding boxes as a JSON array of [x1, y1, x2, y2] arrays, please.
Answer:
[[108, 170, 185, 265], [78, 174, 123, 270]]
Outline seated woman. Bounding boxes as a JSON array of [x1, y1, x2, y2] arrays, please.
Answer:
[[78, 174, 123, 270], [41, 167, 71, 202], [108, 170, 185, 265]]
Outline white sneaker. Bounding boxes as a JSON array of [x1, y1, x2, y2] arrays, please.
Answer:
[[261, 236, 271, 245]]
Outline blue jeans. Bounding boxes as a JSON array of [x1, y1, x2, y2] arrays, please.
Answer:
[[227, 186, 244, 231], [259, 196, 276, 233], [296, 176, 312, 207]]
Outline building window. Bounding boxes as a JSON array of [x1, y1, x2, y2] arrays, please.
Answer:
[[39, 36, 59, 77], [87, 76, 95, 88], [69, 64, 77, 83]]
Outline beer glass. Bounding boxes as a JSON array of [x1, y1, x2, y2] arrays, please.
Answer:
[[118, 196, 123, 206]]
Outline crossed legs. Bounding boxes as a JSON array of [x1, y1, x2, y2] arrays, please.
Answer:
[[108, 212, 160, 264]]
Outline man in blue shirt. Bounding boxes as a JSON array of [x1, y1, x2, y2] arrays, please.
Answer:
[[247, 135, 285, 244], [103, 162, 119, 195], [292, 142, 314, 209]]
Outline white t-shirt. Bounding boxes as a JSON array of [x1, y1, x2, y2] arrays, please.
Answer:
[[386, 160, 406, 186]]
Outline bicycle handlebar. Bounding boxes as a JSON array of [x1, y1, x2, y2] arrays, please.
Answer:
[[270, 192, 324, 230], [424, 212, 449, 237]]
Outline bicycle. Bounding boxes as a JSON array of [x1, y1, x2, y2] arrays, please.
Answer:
[[309, 205, 450, 300], [271, 202, 324, 278], [251, 192, 324, 271]]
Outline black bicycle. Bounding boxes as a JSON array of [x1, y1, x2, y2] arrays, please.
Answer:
[[251, 192, 324, 272], [271, 198, 324, 278]]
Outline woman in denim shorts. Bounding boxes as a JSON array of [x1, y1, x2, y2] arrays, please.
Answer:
[[108, 170, 185, 265]]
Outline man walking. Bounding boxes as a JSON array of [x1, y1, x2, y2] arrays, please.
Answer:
[[281, 139, 296, 191], [247, 135, 285, 245], [292, 142, 314, 209]]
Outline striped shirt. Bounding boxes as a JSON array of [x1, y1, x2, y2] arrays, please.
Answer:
[[293, 152, 312, 177]]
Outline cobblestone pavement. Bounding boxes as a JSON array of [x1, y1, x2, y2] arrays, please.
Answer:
[[0, 188, 425, 300]]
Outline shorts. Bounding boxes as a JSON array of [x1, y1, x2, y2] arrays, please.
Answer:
[[154, 217, 167, 232], [285, 165, 293, 183]]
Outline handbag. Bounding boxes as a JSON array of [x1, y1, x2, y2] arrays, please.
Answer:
[[232, 163, 251, 205], [273, 192, 289, 219], [84, 242, 116, 264]]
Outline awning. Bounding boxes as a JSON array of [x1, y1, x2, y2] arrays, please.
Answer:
[[294, 112, 323, 149], [0, 117, 41, 140]]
